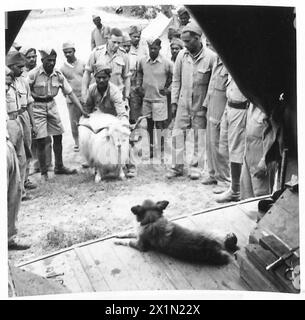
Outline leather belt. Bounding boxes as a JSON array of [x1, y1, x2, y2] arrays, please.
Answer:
[[34, 97, 54, 103], [228, 100, 249, 109]]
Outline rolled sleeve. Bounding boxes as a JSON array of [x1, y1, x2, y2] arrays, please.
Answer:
[[85, 50, 96, 73], [61, 76, 73, 95], [110, 85, 129, 119]]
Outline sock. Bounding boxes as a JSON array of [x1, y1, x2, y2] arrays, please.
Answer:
[[230, 162, 242, 194]]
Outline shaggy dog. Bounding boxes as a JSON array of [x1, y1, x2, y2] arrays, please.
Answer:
[[114, 200, 238, 265]]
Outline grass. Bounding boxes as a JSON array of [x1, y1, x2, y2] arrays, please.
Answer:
[[43, 226, 103, 250]]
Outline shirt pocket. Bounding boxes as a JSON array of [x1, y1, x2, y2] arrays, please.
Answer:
[[112, 57, 125, 76], [195, 68, 211, 87], [17, 89, 28, 107], [50, 78, 61, 97], [33, 79, 47, 97]]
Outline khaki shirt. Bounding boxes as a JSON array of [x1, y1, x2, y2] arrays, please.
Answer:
[[85, 82, 128, 120], [226, 76, 248, 104], [6, 75, 34, 113], [28, 66, 73, 98], [171, 46, 217, 116], [85, 45, 130, 93]]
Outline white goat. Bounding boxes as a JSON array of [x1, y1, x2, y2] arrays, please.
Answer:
[[79, 112, 131, 182]]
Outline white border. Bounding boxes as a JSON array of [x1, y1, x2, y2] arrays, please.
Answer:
[[1, 0, 304, 300]]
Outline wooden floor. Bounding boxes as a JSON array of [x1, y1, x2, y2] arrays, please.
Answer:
[[17, 199, 262, 293]]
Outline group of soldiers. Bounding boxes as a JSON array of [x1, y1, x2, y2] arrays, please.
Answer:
[[6, 7, 277, 249]]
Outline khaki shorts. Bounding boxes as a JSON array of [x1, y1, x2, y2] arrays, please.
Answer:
[[143, 98, 168, 121], [220, 104, 247, 164], [33, 101, 64, 139]]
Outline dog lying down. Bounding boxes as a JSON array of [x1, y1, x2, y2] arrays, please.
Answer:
[[114, 200, 239, 265]]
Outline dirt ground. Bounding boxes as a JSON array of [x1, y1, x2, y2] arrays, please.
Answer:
[[9, 8, 221, 265]]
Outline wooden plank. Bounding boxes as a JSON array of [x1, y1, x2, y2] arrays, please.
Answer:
[[74, 247, 110, 292], [111, 241, 174, 290], [85, 241, 139, 291], [9, 265, 69, 297], [187, 206, 256, 248], [245, 244, 298, 293], [236, 248, 279, 292], [21, 250, 89, 293], [258, 190, 299, 249], [153, 252, 194, 290]]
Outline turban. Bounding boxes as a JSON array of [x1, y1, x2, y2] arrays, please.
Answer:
[[170, 38, 184, 49], [6, 51, 27, 66], [21, 46, 36, 56], [62, 41, 75, 50], [128, 25, 141, 35], [39, 48, 57, 59], [177, 7, 188, 16], [122, 32, 131, 43], [94, 63, 112, 76], [146, 38, 161, 47], [182, 22, 203, 36], [92, 14, 100, 20]]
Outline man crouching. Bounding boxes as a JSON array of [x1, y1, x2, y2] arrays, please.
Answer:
[[82, 63, 136, 178]]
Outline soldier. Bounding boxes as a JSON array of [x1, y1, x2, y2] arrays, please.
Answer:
[[201, 53, 231, 193], [136, 38, 173, 158], [21, 46, 53, 174], [177, 7, 191, 33], [127, 25, 148, 124], [60, 41, 85, 152], [170, 38, 184, 63], [240, 104, 277, 199], [91, 14, 111, 50], [6, 66, 30, 250], [6, 51, 38, 200], [84, 64, 137, 178], [166, 22, 217, 180], [82, 28, 130, 105], [214, 76, 248, 203], [28, 48, 87, 181]]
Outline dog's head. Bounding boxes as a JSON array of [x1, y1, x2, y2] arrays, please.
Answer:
[[131, 200, 169, 226]]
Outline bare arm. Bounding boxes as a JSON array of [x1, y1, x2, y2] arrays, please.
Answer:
[[68, 91, 89, 116], [81, 70, 92, 103]]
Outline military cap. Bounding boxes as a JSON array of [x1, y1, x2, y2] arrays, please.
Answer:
[[177, 7, 188, 16], [146, 38, 161, 46], [128, 25, 141, 35], [39, 48, 57, 59], [170, 38, 184, 49], [182, 22, 203, 36], [94, 63, 112, 76], [62, 41, 75, 50], [6, 51, 27, 66], [21, 46, 36, 56]]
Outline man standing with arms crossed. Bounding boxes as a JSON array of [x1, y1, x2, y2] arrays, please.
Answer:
[[166, 22, 217, 180]]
